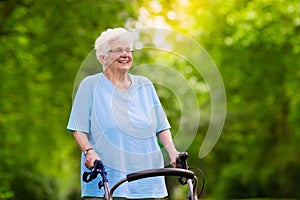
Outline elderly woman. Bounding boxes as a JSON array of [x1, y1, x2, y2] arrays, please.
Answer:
[[67, 28, 179, 199]]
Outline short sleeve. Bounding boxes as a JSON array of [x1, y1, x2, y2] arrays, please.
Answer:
[[149, 83, 171, 133], [66, 76, 95, 133]]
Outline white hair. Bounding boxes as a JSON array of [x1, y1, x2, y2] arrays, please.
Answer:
[[94, 28, 133, 71]]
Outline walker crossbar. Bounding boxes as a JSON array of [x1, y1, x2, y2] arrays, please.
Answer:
[[109, 168, 198, 199], [127, 168, 195, 182]]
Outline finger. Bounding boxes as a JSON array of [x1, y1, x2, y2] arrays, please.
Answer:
[[85, 161, 92, 170], [170, 161, 176, 168]]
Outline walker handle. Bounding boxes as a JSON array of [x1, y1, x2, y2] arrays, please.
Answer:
[[127, 168, 195, 182]]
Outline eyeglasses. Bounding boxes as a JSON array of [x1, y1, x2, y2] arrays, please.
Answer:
[[108, 48, 134, 54]]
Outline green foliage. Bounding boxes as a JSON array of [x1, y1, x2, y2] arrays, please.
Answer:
[[0, 0, 137, 199], [134, 0, 300, 198], [1, 0, 300, 199]]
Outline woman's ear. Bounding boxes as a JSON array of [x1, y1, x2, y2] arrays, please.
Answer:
[[99, 55, 107, 65]]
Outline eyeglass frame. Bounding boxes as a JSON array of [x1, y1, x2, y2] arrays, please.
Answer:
[[108, 48, 134, 54]]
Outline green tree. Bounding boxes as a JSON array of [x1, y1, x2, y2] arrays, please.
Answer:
[[0, 0, 137, 199], [1, 0, 300, 199], [130, 0, 300, 198]]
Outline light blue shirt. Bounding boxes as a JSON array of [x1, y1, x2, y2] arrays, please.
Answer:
[[67, 73, 170, 198]]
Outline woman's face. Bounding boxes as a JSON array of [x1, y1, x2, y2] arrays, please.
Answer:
[[105, 39, 133, 73]]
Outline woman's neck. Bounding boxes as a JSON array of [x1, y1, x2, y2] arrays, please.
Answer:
[[104, 70, 131, 91]]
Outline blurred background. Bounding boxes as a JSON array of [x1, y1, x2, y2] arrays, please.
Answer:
[[1, 0, 300, 199]]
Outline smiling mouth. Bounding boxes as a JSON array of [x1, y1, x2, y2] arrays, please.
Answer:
[[118, 60, 130, 64]]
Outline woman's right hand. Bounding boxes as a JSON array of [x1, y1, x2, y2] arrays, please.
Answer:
[[85, 150, 101, 169]]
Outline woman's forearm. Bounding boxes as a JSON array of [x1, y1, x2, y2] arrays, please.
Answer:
[[158, 129, 179, 167], [73, 131, 100, 169], [73, 131, 93, 152]]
